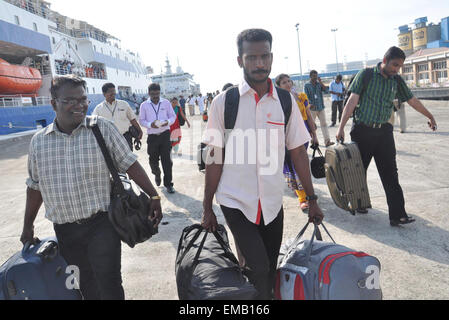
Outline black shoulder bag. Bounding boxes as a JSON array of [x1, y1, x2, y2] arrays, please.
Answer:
[[90, 121, 158, 248]]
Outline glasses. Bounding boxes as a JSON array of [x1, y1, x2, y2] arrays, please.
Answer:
[[57, 97, 90, 106]]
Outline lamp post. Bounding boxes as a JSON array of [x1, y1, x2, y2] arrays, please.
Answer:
[[295, 23, 304, 90], [331, 28, 339, 74]]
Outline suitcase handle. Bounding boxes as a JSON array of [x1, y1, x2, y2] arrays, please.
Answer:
[[21, 238, 41, 255], [287, 222, 336, 263]]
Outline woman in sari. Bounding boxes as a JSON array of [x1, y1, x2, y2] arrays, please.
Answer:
[[170, 97, 190, 156], [276, 74, 319, 212]]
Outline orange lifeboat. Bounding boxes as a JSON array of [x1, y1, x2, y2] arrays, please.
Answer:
[[0, 58, 42, 96]]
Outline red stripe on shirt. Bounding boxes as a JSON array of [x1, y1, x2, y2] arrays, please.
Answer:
[[256, 200, 262, 225]]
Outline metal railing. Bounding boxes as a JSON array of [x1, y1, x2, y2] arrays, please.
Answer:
[[0, 96, 51, 108], [54, 62, 107, 80], [5, 0, 52, 20]]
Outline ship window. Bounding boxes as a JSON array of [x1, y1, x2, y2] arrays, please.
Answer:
[[14, 16, 20, 26], [33, 23, 38, 32], [86, 87, 89, 94], [93, 87, 96, 94], [52, 37, 56, 44]]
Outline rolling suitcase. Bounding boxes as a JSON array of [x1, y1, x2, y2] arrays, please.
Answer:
[[275, 222, 382, 300], [325, 142, 371, 215], [175, 224, 257, 300], [0, 237, 82, 300]]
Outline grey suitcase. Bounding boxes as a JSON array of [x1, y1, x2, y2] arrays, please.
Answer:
[[275, 223, 382, 300], [325, 142, 371, 215]]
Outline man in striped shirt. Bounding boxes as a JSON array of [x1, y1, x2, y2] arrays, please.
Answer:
[[337, 46, 437, 227]]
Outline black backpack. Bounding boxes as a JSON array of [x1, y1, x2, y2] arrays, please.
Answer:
[[343, 68, 374, 108], [344, 68, 403, 108], [224, 86, 292, 134]]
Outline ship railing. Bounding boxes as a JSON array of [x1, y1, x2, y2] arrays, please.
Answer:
[[5, 0, 52, 20], [0, 96, 51, 108], [55, 63, 108, 80]]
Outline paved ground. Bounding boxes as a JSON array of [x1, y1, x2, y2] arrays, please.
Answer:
[[0, 98, 448, 300]]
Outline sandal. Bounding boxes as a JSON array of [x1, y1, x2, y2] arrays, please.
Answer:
[[390, 216, 416, 227]]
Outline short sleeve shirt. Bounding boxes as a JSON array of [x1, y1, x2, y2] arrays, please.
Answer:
[[349, 64, 414, 124], [26, 116, 137, 224], [92, 99, 136, 134], [203, 79, 311, 225]]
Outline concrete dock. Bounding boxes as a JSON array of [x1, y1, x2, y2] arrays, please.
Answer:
[[0, 98, 448, 300]]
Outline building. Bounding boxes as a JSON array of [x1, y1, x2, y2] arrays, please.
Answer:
[[150, 57, 201, 98], [398, 16, 449, 56], [401, 47, 449, 87]]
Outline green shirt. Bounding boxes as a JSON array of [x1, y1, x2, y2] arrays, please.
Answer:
[[349, 64, 413, 125]]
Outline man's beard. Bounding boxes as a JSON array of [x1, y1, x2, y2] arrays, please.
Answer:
[[244, 69, 271, 84]]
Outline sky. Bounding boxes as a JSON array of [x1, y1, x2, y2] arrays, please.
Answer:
[[49, 0, 449, 93]]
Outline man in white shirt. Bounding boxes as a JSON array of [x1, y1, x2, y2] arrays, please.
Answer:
[[197, 93, 205, 114], [329, 75, 345, 127], [201, 29, 324, 300], [187, 95, 196, 116], [92, 83, 143, 150]]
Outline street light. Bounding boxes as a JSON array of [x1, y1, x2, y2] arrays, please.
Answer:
[[295, 23, 304, 90], [331, 28, 339, 74]]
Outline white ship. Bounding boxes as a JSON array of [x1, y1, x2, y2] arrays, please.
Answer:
[[0, 0, 152, 134]]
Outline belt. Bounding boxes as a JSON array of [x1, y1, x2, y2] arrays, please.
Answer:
[[149, 130, 169, 137], [74, 211, 107, 225], [356, 122, 388, 129]]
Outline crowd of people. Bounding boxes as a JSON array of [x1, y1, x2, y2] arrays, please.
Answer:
[[55, 59, 106, 79], [19, 28, 438, 301]]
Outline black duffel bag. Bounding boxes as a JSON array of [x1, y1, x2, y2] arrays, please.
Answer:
[[175, 224, 257, 300], [310, 144, 326, 179], [91, 120, 158, 248]]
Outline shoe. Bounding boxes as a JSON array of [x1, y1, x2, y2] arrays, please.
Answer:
[[166, 186, 175, 194], [300, 202, 309, 212], [329, 123, 336, 128], [357, 208, 369, 214], [390, 216, 416, 227], [155, 175, 161, 187], [325, 141, 335, 147]]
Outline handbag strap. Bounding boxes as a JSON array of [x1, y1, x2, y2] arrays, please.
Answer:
[[89, 119, 124, 194], [286, 222, 337, 262], [312, 146, 324, 159]]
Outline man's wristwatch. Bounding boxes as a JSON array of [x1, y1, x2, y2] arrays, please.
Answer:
[[151, 196, 161, 201], [306, 194, 319, 201]]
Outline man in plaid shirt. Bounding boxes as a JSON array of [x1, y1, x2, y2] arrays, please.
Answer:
[[20, 75, 163, 300]]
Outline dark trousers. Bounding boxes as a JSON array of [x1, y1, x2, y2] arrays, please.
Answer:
[[331, 100, 344, 124], [350, 123, 407, 221], [53, 212, 124, 300], [123, 132, 133, 151], [147, 130, 173, 187], [221, 206, 284, 300]]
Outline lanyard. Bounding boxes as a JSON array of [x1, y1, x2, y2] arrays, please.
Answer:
[[105, 101, 117, 117], [150, 102, 162, 120]]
